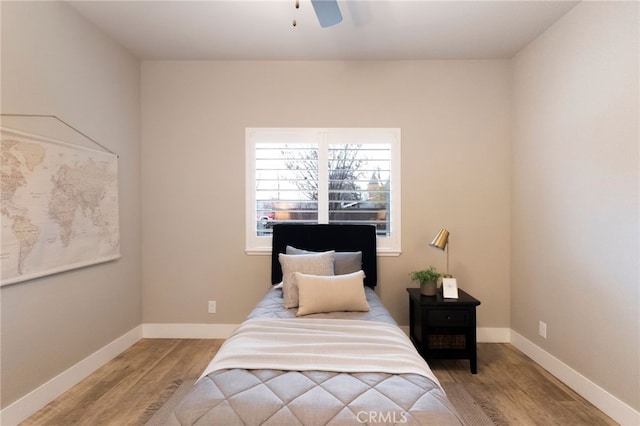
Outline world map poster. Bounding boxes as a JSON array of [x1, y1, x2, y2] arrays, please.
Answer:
[[1, 127, 120, 286]]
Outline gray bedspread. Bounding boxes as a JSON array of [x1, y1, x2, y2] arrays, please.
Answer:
[[169, 288, 463, 425], [247, 287, 399, 324]]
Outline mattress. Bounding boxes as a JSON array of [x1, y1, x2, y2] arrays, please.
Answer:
[[168, 288, 463, 426]]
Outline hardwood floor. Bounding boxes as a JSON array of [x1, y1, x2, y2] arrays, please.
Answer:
[[429, 344, 617, 425], [22, 340, 616, 425], [21, 339, 223, 426]]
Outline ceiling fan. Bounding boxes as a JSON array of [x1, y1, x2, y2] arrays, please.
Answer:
[[310, 0, 343, 28]]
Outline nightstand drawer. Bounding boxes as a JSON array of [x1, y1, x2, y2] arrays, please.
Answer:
[[427, 310, 469, 327]]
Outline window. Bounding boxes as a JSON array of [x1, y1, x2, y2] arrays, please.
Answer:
[[246, 128, 401, 255]]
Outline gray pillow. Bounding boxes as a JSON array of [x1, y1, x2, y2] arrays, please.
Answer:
[[278, 251, 335, 309], [286, 246, 362, 276]]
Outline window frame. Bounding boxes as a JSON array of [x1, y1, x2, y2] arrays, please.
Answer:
[[246, 128, 401, 256]]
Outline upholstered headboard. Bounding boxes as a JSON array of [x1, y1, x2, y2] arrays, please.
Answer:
[[271, 224, 377, 288]]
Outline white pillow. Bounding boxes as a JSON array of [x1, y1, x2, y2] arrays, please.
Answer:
[[279, 251, 335, 308], [295, 270, 370, 316]]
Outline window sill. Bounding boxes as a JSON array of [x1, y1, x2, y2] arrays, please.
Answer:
[[245, 248, 401, 256]]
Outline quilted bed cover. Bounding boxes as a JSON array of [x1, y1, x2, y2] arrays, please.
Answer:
[[168, 287, 463, 425]]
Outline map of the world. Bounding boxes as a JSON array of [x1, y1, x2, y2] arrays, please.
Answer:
[[1, 127, 120, 286]]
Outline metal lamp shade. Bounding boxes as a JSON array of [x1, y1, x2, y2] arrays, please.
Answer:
[[429, 229, 449, 250]]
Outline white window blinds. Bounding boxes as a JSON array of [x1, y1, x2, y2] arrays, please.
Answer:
[[246, 128, 401, 254]]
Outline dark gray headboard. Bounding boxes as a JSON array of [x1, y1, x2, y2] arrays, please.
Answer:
[[271, 224, 377, 288]]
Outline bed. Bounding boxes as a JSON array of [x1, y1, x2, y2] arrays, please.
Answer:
[[168, 224, 463, 425]]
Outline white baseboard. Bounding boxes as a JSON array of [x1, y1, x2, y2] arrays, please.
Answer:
[[477, 327, 510, 343], [511, 330, 640, 426], [142, 323, 239, 339], [0, 325, 142, 426]]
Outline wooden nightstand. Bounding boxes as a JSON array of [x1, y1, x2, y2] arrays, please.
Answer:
[[407, 287, 481, 373]]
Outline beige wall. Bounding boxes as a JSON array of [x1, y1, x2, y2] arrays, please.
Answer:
[[141, 60, 512, 328], [0, 2, 142, 407], [512, 1, 639, 410]]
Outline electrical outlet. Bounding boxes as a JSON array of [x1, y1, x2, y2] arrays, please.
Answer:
[[538, 321, 547, 339], [208, 301, 216, 314]]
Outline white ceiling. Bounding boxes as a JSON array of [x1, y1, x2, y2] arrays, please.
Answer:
[[67, 0, 579, 60]]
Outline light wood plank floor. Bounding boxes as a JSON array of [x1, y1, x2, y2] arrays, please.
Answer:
[[429, 344, 617, 425], [22, 340, 616, 425], [21, 339, 223, 426]]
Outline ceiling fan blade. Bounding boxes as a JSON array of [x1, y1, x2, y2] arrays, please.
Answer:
[[310, 0, 343, 28]]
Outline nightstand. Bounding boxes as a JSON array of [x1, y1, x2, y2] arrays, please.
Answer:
[[407, 287, 481, 373]]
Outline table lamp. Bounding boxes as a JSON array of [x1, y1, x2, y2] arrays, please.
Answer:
[[429, 228, 450, 275], [430, 228, 459, 298]]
